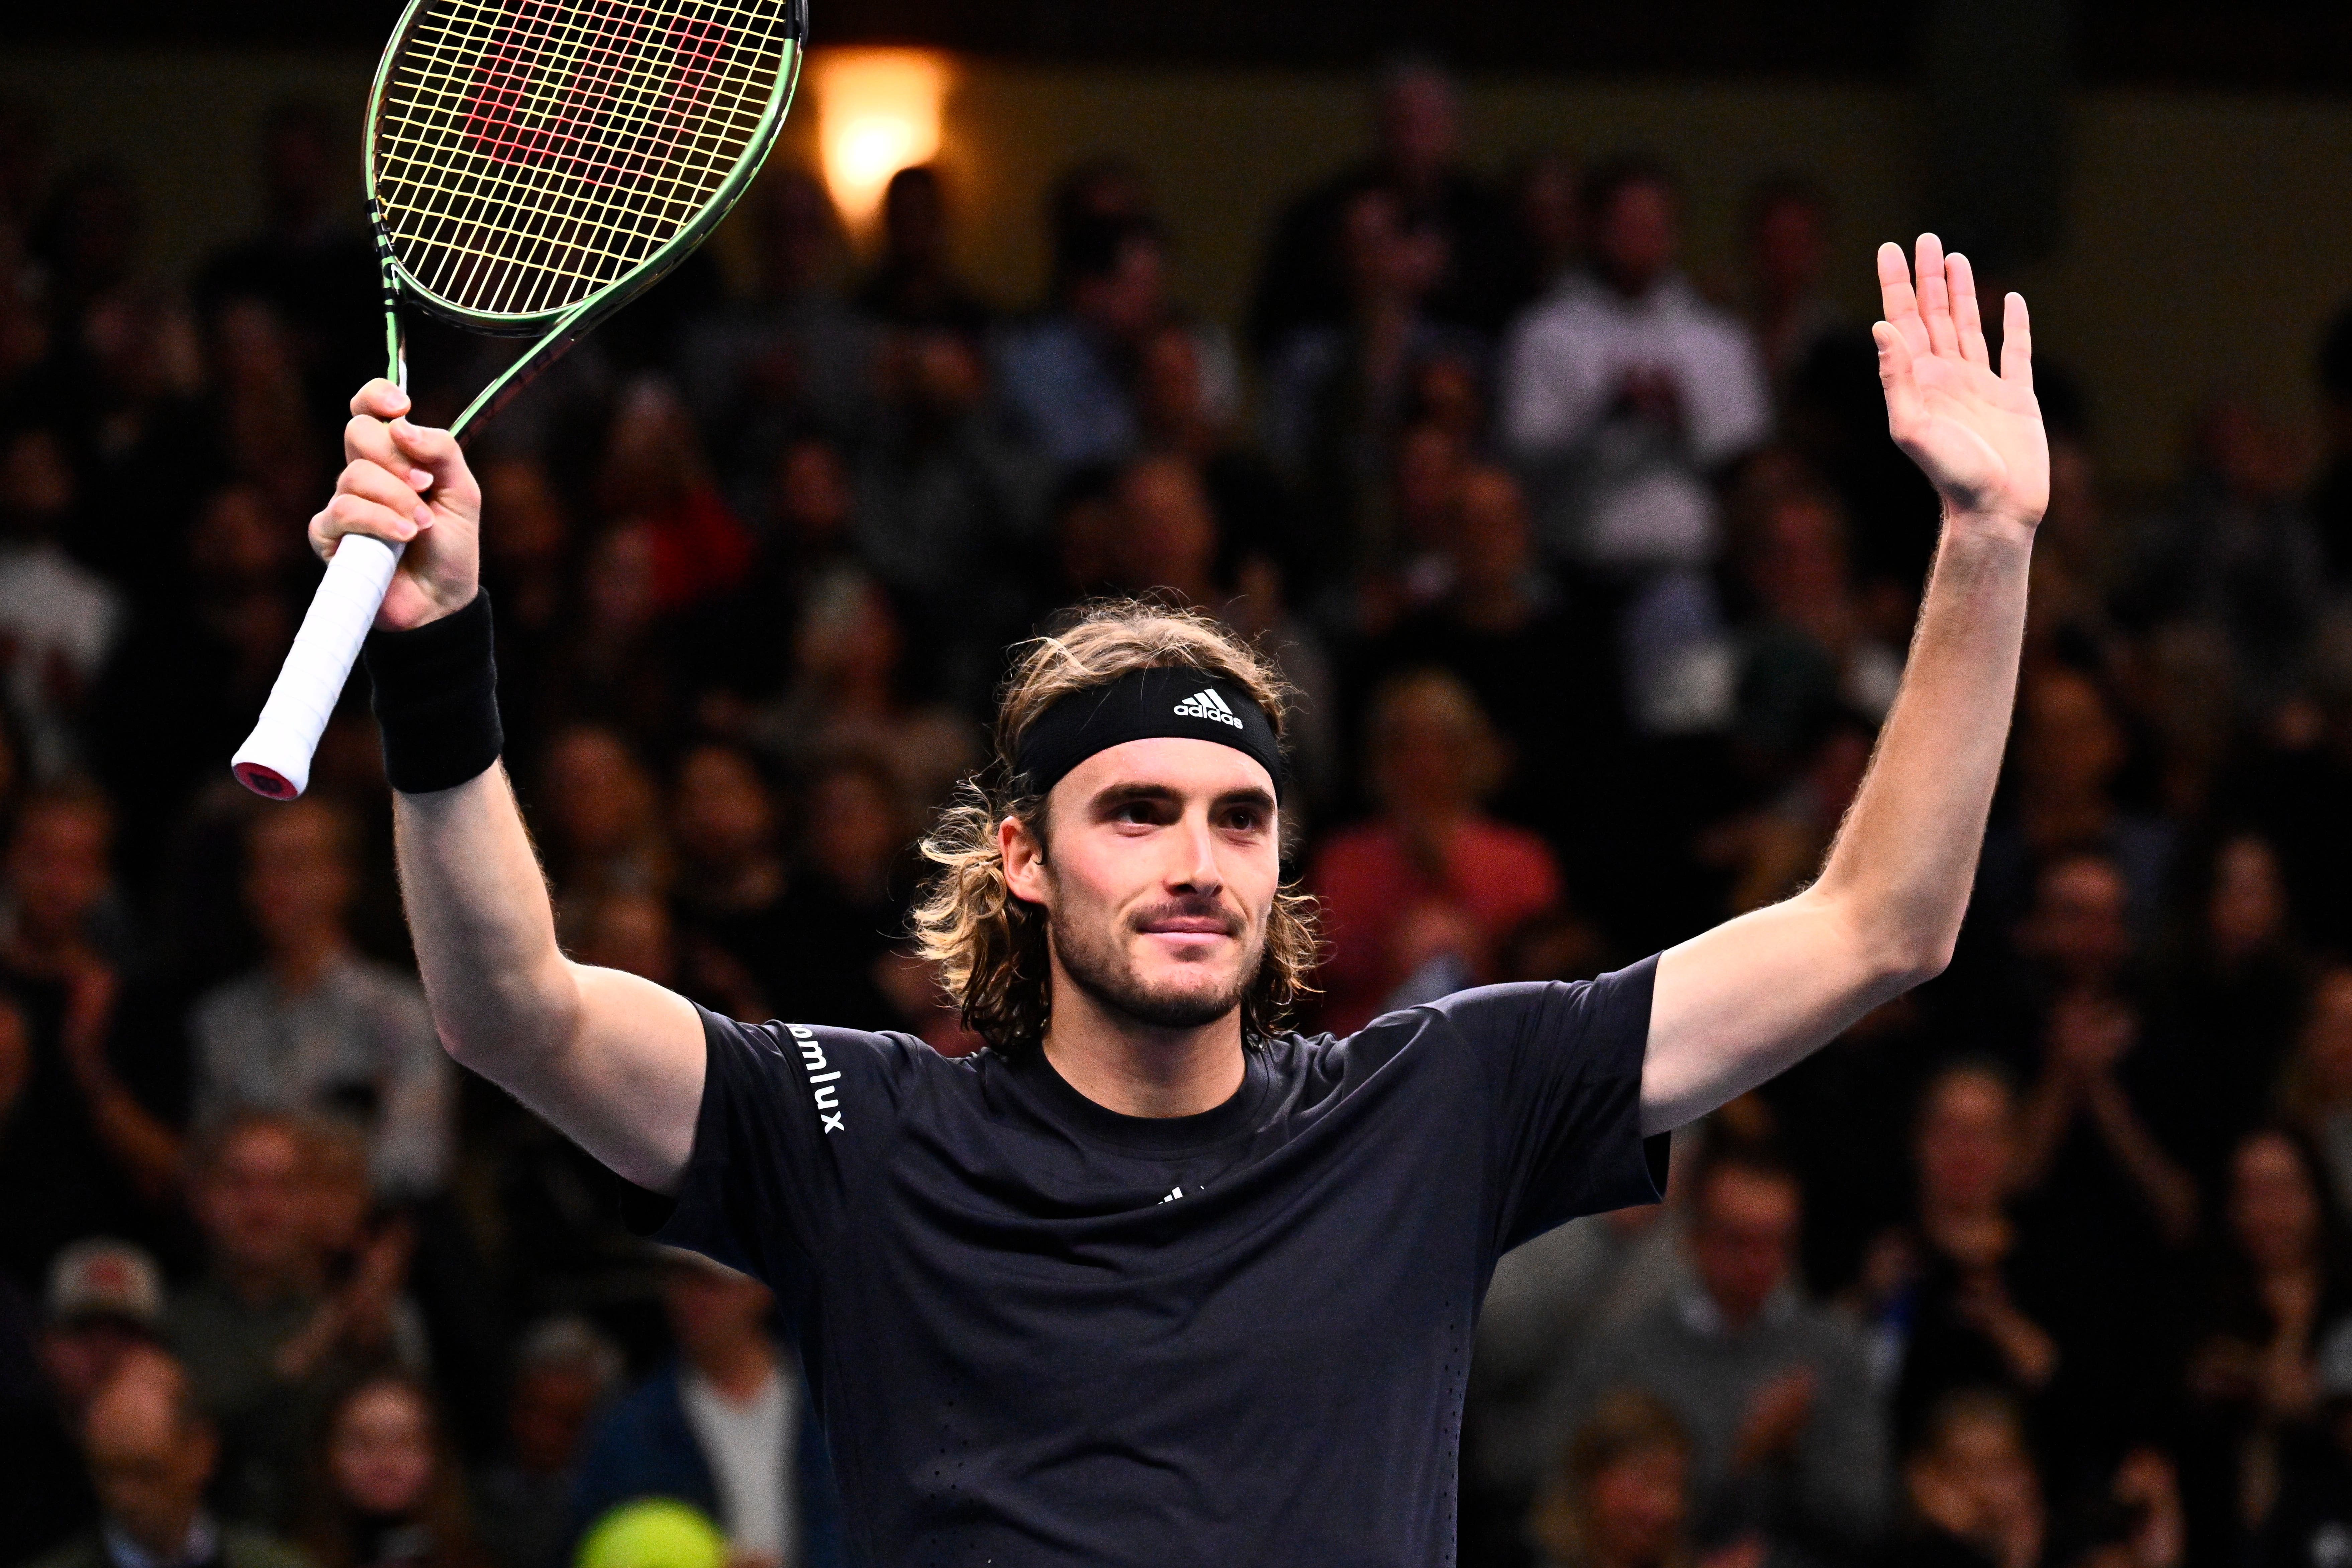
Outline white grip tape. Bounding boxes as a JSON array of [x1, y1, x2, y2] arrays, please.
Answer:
[[231, 535, 404, 799]]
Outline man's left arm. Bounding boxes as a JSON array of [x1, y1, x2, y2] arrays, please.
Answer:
[[1640, 234, 2048, 1136]]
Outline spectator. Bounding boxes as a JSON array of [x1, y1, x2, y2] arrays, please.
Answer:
[[189, 799, 450, 1198], [1899, 1389, 2046, 1568], [852, 165, 990, 334], [472, 1318, 624, 1568], [1310, 669, 1561, 1032], [297, 1372, 493, 1568], [2179, 1129, 2352, 1562], [569, 1251, 842, 1568], [1551, 1153, 1889, 1566], [1741, 178, 1844, 412], [595, 379, 755, 618], [0, 1239, 164, 1563], [170, 1110, 420, 1529], [1500, 157, 1769, 576], [26, 1347, 306, 1568], [1248, 59, 1517, 353], [2258, 1318, 2352, 1568], [2284, 966, 2352, 1215], [0, 420, 124, 780], [532, 725, 672, 916], [1524, 1388, 1735, 1568], [994, 211, 1238, 473], [1133, 321, 1299, 593]]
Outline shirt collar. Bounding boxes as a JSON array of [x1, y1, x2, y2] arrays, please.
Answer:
[[102, 1513, 216, 1568]]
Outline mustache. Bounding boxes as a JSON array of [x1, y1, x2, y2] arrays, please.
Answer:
[[1128, 896, 1244, 936]]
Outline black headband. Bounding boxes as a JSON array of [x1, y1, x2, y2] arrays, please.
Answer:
[[1013, 666, 1285, 801]]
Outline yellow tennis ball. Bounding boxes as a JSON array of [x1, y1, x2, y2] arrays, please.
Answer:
[[575, 1499, 728, 1568]]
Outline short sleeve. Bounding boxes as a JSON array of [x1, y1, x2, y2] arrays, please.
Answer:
[[623, 1008, 908, 1297], [1427, 956, 1668, 1254]]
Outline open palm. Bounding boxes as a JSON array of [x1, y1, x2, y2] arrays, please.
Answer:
[[1876, 234, 2048, 530]]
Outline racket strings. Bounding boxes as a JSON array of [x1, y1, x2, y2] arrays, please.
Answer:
[[376, 0, 788, 318]]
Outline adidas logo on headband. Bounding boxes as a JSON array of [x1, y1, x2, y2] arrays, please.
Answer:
[[1172, 688, 1245, 729]]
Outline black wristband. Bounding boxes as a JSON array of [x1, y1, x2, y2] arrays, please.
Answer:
[[362, 588, 503, 794]]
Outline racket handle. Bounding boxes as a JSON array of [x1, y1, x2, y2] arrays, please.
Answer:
[[231, 535, 405, 800]]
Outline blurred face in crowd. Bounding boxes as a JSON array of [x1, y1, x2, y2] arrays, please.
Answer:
[[805, 764, 903, 901], [2019, 855, 2132, 985], [578, 891, 677, 986], [1751, 191, 1828, 306], [774, 437, 856, 551], [581, 521, 660, 642], [1593, 178, 1678, 298], [2229, 1131, 2322, 1275], [1114, 456, 1219, 601], [1908, 1403, 2041, 1553], [1340, 189, 1447, 311], [8, 798, 111, 945], [2019, 670, 2123, 804], [1451, 466, 1534, 597], [1689, 1166, 1799, 1327], [190, 484, 292, 592], [1375, 67, 1458, 189], [192, 1122, 319, 1294], [1, 426, 74, 538], [2298, 970, 2352, 1110], [1916, 1069, 2017, 1215], [1582, 1442, 1688, 1566], [794, 575, 902, 695], [479, 458, 569, 575], [2208, 835, 2288, 963], [1008, 738, 1280, 1036], [1071, 232, 1168, 341], [1136, 323, 1210, 440], [1370, 674, 1501, 819], [1746, 492, 1852, 634], [84, 1356, 215, 1557], [510, 1358, 608, 1476], [330, 1379, 438, 1520], [674, 747, 777, 872], [543, 727, 657, 863], [660, 1259, 775, 1369], [243, 801, 357, 958]]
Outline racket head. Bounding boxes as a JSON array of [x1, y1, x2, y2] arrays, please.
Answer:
[[365, 0, 806, 334]]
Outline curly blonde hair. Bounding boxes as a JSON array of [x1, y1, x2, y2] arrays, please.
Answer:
[[911, 600, 1319, 1053]]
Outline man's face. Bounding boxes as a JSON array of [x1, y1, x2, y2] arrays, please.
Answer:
[[243, 805, 355, 953], [85, 1364, 214, 1556], [1688, 1169, 1799, 1326], [1005, 738, 1280, 1035], [193, 1126, 315, 1287]]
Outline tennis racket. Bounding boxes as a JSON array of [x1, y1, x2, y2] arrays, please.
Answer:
[[232, 0, 807, 800]]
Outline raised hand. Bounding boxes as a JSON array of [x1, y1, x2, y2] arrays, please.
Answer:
[[1875, 234, 2049, 532], [312, 379, 483, 631]]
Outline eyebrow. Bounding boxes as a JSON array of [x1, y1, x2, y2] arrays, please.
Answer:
[[1086, 782, 1277, 816]]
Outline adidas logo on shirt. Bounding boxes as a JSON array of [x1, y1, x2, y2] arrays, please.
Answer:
[[1172, 688, 1244, 728]]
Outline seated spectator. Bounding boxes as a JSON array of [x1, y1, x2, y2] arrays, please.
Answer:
[[472, 1317, 624, 1568], [1309, 670, 1561, 1033], [0, 419, 125, 779], [1260, 184, 1484, 574], [852, 165, 990, 334], [1525, 1388, 1736, 1568], [594, 379, 755, 618], [1500, 157, 1768, 575], [25, 1347, 305, 1568], [0, 788, 179, 1280], [1900, 1389, 2046, 1568], [2180, 1129, 2352, 1563], [472, 455, 574, 766], [1550, 1152, 1888, 1565], [1133, 321, 1299, 594], [533, 725, 672, 918], [170, 1111, 423, 1529], [569, 1250, 841, 1568], [0, 1239, 165, 1563], [1863, 1063, 2062, 1454], [994, 212, 1237, 473], [296, 1372, 493, 1568], [2259, 1318, 2352, 1568], [2284, 966, 2352, 1215], [1107, 453, 1223, 608], [189, 799, 450, 1198]]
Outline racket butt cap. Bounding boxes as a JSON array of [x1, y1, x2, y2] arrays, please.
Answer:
[[232, 760, 304, 801]]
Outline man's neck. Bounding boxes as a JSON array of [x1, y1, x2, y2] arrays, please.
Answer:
[[1040, 963, 1247, 1120]]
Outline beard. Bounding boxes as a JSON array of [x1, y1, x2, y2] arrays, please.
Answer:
[[1050, 895, 1264, 1031]]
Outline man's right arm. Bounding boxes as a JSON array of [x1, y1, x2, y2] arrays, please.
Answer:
[[319, 379, 703, 1194]]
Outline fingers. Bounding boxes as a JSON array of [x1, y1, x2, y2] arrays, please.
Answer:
[[387, 416, 480, 508], [1876, 242, 1928, 354], [350, 378, 411, 421], [1873, 319, 1925, 436], [2000, 290, 2035, 390], [1914, 233, 1959, 357], [310, 458, 435, 562], [1947, 251, 1991, 368]]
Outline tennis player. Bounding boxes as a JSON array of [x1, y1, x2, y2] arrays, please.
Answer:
[[314, 235, 2043, 1563]]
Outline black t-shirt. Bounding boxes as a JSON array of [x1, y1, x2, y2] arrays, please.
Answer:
[[639, 958, 1666, 1566]]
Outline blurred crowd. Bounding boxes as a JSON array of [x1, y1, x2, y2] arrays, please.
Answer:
[[6, 53, 2352, 1568]]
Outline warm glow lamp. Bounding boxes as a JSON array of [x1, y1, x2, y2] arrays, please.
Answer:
[[813, 49, 949, 235]]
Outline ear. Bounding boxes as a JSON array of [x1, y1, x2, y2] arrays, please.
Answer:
[[998, 813, 1050, 908]]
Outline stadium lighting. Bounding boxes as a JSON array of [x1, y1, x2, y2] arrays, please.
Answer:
[[814, 49, 949, 236]]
